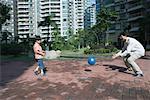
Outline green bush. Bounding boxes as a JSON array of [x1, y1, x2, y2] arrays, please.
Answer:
[[84, 47, 118, 54], [1, 43, 25, 55], [84, 49, 94, 54]]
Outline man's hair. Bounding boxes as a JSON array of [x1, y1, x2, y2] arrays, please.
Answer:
[[118, 32, 128, 37], [35, 36, 41, 40]]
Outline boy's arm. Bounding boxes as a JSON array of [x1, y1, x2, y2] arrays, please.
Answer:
[[34, 46, 45, 56]]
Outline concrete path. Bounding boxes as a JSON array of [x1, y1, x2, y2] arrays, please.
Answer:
[[0, 56, 150, 100]]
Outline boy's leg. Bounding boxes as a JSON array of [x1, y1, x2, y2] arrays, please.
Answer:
[[34, 66, 39, 71], [37, 59, 46, 76]]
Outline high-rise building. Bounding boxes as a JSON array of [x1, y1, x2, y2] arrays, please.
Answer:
[[40, 0, 62, 41], [96, 0, 150, 48], [73, 0, 84, 34], [62, 0, 70, 37], [144, 0, 150, 48], [62, 0, 85, 35], [3, 0, 97, 42], [127, 0, 144, 37], [17, 0, 35, 40], [96, 0, 100, 13], [84, 4, 96, 29]]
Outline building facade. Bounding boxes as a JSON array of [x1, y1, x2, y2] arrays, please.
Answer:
[[84, 4, 96, 29], [2, 0, 97, 43], [98, 0, 150, 48]]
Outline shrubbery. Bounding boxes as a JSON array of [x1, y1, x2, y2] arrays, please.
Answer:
[[1, 43, 27, 55], [84, 45, 118, 54]]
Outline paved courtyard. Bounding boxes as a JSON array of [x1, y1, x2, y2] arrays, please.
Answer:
[[0, 53, 150, 100]]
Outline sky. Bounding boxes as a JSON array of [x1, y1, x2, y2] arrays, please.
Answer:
[[91, 0, 95, 4]]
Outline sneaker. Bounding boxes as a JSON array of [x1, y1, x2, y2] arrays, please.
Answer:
[[135, 73, 144, 77], [127, 67, 132, 71], [41, 70, 46, 76], [34, 71, 39, 75]]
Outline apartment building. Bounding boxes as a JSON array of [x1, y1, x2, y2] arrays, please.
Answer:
[[127, 0, 144, 37], [96, 0, 100, 13], [84, 4, 96, 29], [62, 0, 85, 35], [16, 0, 36, 41], [40, 0, 62, 41], [98, 0, 150, 47], [62, 0, 70, 37], [2, 0, 96, 42], [73, 0, 84, 34]]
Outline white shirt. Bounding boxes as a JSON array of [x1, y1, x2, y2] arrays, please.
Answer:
[[118, 37, 145, 57]]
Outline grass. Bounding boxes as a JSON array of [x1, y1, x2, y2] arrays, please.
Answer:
[[1, 49, 115, 61], [60, 49, 113, 60]]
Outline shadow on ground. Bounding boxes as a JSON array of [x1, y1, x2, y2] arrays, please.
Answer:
[[103, 64, 134, 76], [0, 60, 35, 86]]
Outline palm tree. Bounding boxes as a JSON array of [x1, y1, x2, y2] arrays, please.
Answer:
[[38, 14, 56, 50], [0, 2, 11, 32]]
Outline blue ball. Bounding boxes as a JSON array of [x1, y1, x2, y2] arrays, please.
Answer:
[[88, 57, 96, 65]]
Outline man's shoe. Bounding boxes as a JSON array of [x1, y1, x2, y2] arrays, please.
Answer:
[[127, 67, 133, 71], [135, 73, 144, 77]]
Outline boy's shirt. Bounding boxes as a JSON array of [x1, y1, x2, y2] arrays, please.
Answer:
[[33, 42, 43, 59]]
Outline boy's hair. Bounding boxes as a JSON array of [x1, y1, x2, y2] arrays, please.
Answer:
[[35, 36, 41, 40]]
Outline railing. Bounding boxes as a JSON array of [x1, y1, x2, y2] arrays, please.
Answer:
[[129, 12, 143, 18], [128, 2, 143, 9]]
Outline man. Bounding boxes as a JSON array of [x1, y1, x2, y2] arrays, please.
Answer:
[[33, 36, 46, 76], [112, 32, 145, 77]]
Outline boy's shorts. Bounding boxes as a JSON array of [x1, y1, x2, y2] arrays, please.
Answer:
[[35, 59, 45, 69]]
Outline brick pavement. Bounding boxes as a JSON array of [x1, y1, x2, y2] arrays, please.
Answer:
[[0, 57, 150, 100]]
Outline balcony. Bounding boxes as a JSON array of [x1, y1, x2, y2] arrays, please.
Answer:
[[105, 3, 115, 8], [129, 27, 139, 32], [106, 29, 116, 34], [127, 2, 144, 12], [128, 13, 144, 22], [18, 2, 29, 5], [18, 31, 30, 35]]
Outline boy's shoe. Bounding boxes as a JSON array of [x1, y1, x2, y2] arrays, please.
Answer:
[[34, 71, 39, 75], [41, 69, 46, 76]]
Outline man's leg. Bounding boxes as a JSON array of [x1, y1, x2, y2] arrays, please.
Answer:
[[123, 56, 133, 71], [127, 54, 143, 76]]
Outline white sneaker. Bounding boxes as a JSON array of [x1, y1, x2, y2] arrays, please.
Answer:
[[41, 69, 45, 76]]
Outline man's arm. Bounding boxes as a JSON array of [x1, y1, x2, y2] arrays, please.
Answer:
[[120, 41, 134, 57], [112, 50, 122, 59]]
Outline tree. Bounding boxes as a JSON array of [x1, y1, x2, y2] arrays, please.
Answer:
[[38, 14, 57, 50], [96, 6, 118, 45], [1, 30, 12, 44], [0, 2, 11, 32]]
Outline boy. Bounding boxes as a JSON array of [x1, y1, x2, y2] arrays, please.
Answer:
[[33, 36, 46, 76]]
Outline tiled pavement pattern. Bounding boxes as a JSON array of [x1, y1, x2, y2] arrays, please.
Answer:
[[0, 55, 150, 100]]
